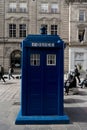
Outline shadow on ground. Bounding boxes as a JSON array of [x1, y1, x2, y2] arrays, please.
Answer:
[[78, 90, 87, 96], [65, 107, 87, 123], [64, 98, 86, 104], [3, 82, 17, 85]]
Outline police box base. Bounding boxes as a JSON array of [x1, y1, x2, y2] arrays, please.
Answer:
[[15, 110, 70, 125]]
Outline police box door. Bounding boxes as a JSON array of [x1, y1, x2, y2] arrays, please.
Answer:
[[27, 48, 58, 115]]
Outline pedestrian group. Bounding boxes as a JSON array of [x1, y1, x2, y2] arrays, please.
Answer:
[[64, 65, 87, 95], [0, 65, 14, 83]]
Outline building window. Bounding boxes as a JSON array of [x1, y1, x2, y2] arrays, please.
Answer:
[[9, 24, 16, 38], [47, 54, 56, 66], [51, 4, 58, 13], [30, 54, 40, 66], [75, 52, 84, 70], [19, 24, 26, 37], [41, 3, 48, 13], [9, 2, 16, 12], [10, 50, 21, 68], [79, 10, 85, 21], [41, 24, 48, 34], [51, 25, 57, 35], [19, 3, 27, 12], [78, 28, 85, 42]]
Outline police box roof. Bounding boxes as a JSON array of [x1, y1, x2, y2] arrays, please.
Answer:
[[21, 34, 65, 48]]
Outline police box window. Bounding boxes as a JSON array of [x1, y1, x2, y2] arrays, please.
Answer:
[[30, 54, 40, 66], [47, 54, 56, 66]]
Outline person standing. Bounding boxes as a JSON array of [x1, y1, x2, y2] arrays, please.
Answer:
[[0, 65, 6, 83], [8, 66, 14, 80], [74, 65, 81, 83]]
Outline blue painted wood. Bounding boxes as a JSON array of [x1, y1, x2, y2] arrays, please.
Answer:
[[15, 110, 70, 124], [15, 34, 70, 124], [27, 49, 59, 115]]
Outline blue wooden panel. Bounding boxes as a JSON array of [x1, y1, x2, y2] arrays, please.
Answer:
[[28, 95, 42, 115], [27, 49, 43, 115], [27, 48, 59, 115], [43, 50, 58, 115]]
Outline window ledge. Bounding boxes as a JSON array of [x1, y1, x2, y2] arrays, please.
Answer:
[[39, 11, 60, 14], [7, 11, 28, 13]]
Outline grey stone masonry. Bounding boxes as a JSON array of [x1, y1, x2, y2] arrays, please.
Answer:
[[0, 0, 4, 38]]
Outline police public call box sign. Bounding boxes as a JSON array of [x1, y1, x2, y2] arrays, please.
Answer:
[[15, 34, 69, 124], [32, 42, 55, 47]]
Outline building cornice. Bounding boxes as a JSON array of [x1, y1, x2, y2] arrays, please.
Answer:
[[6, 16, 29, 21], [38, 17, 49, 21], [69, 42, 87, 47], [77, 24, 87, 28], [38, 17, 61, 22], [65, 0, 87, 4]]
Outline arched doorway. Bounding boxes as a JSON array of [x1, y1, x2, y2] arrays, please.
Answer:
[[10, 50, 21, 69]]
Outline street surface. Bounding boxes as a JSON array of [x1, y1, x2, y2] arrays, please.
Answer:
[[0, 77, 87, 130]]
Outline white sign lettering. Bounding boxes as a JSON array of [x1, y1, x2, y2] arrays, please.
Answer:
[[32, 43, 55, 47]]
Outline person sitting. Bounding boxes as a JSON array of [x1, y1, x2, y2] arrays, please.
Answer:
[[64, 73, 76, 95], [79, 74, 87, 88]]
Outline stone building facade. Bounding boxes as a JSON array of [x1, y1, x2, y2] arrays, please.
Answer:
[[68, 1, 87, 72], [0, 0, 69, 73], [0, 0, 87, 73]]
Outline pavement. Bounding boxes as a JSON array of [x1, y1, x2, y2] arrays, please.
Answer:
[[0, 76, 87, 130]]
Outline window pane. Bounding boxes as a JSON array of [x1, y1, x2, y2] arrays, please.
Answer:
[[41, 24, 47, 34], [20, 3, 27, 8], [51, 25, 57, 35], [9, 3, 16, 8], [47, 54, 56, 66], [19, 24, 26, 37], [79, 10, 85, 21], [20, 3, 27, 12], [30, 54, 40, 66], [13, 24, 16, 29], [9, 3, 16, 12], [41, 3, 48, 13], [78, 28, 85, 42], [75, 52, 84, 70], [9, 24, 16, 38], [51, 4, 58, 13]]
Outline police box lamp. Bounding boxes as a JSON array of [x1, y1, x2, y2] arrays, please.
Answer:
[[15, 32, 70, 124]]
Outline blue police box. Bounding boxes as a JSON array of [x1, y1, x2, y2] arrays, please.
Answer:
[[15, 34, 69, 124]]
